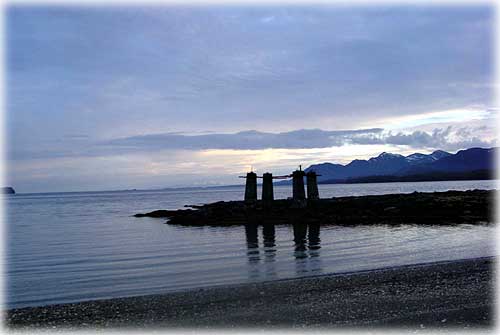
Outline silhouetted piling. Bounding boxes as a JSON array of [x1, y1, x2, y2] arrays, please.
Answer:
[[244, 172, 257, 203], [292, 170, 306, 201], [306, 171, 319, 200], [262, 172, 274, 208]]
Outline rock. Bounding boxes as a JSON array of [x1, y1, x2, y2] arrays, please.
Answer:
[[134, 210, 173, 218], [134, 190, 495, 227], [1, 187, 15, 194], [383, 206, 397, 212]]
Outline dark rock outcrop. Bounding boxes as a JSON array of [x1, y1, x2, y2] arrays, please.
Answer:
[[1, 187, 15, 194], [135, 190, 495, 227]]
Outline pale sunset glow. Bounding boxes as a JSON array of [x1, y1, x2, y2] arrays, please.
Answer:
[[373, 107, 494, 130]]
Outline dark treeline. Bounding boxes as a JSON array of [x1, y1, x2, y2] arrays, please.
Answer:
[[319, 169, 495, 185]]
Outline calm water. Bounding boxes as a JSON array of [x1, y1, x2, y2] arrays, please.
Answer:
[[5, 180, 497, 309]]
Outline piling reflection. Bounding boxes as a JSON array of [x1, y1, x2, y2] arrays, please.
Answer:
[[262, 223, 276, 247], [244, 222, 322, 279], [244, 223, 277, 280], [292, 223, 321, 250], [262, 223, 277, 277], [292, 222, 322, 275], [262, 223, 276, 262], [308, 223, 321, 256], [293, 222, 308, 258], [244, 223, 260, 263]]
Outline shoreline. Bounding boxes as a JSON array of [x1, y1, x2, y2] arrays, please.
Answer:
[[6, 256, 494, 330]]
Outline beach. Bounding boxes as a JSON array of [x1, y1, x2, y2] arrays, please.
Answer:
[[6, 256, 494, 330]]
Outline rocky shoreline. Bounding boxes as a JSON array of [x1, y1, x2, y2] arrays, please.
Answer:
[[6, 257, 494, 330], [135, 189, 495, 226]]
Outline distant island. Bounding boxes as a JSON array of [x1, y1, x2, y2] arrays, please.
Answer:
[[1, 187, 15, 194], [291, 147, 496, 185]]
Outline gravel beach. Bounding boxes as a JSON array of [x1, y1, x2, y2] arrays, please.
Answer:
[[5, 256, 494, 331]]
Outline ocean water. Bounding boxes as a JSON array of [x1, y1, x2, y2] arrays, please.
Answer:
[[4, 180, 497, 309]]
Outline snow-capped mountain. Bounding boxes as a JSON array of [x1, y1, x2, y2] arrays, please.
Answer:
[[305, 148, 494, 182], [405, 150, 452, 165]]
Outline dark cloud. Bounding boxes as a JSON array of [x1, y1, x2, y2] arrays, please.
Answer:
[[100, 126, 495, 153], [7, 6, 494, 147], [350, 126, 495, 151], [103, 128, 384, 151], [383, 127, 453, 148], [8, 126, 495, 162]]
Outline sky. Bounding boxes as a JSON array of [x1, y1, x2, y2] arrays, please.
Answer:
[[6, 4, 497, 193]]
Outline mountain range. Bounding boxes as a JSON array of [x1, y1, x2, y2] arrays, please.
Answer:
[[304, 147, 496, 184]]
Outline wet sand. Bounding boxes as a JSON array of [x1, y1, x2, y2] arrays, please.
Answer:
[[5, 257, 494, 330]]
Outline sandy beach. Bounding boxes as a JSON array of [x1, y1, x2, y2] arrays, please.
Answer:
[[6, 256, 494, 331]]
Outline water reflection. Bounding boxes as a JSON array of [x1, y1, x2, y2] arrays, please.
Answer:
[[292, 223, 321, 252], [244, 223, 278, 279], [262, 224, 277, 277], [244, 223, 260, 262], [308, 224, 321, 257], [293, 222, 323, 276], [262, 224, 276, 263], [244, 222, 323, 279]]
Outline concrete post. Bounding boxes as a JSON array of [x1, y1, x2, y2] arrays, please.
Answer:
[[306, 171, 320, 200], [262, 172, 274, 208], [244, 172, 257, 203], [292, 170, 306, 201]]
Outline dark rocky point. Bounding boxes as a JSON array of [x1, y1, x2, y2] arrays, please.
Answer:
[[135, 189, 495, 227], [1, 187, 15, 194]]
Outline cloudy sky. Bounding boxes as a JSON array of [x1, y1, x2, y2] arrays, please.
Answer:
[[6, 4, 497, 193]]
